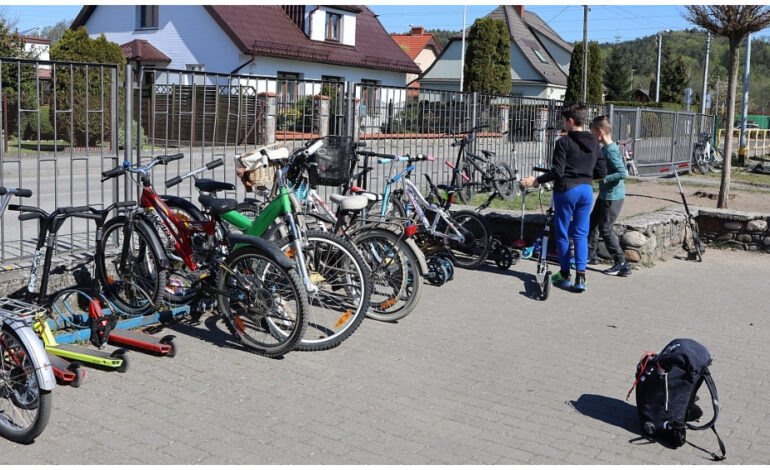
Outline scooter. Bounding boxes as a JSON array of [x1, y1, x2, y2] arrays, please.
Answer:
[[527, 167, 554, 300], [661, 163, 704, 262]]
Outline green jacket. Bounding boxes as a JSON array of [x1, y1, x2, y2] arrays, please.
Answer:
[[598, 142, 626, 200]]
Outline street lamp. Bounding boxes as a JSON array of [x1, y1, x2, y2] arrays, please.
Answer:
[[655, 30, 670, 102]]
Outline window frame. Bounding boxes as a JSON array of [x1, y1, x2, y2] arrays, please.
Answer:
[[325, 12, 341, 42], [137, 5, 159, 30]]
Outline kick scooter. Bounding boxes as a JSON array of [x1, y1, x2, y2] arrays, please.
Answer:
[[530, 167, 554, 300], [661, 162, 704, 262]]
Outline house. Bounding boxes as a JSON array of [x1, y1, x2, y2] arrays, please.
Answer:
[[632, 86, 650, 103], [390, 26, 442, 87], [70, 5, 420, 89], [17, 34, 51, 79], [418, 5, 572, 100]]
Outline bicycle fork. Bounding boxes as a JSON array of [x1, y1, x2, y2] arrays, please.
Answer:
[[283, 212, 318, 294]]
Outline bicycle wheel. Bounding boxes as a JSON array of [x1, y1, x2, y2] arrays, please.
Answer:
[[276, 231, 372, 351], [368, 197, 406, 221], [444, 210, 492, 269], [217, 245, 308, 357], [0, 326, 52, 443], [709, 148, 723, 173], [353, 228, 422, 322], [693, 148, 710, 174], [457, 163, 476, 205], [96, 216, 168, 316], [493, 162, 519, 201]]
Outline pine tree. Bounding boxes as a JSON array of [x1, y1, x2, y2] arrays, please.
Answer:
[[566, 41, 602, 103], [463, 18, 511, 94], [604, 46, 631, 101], [588, 42, 603, 103], [660, 42, 689, 104]]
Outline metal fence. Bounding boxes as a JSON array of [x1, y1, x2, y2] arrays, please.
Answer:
[[0, 59, 714, 264]]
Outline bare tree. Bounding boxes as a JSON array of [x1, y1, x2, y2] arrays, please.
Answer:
[[684, 5, 770, 208]]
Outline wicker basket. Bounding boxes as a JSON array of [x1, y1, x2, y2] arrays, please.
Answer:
[[238, 143, 284, 190]]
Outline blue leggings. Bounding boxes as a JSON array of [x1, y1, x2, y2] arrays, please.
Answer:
[[553, 184, 594, 273]]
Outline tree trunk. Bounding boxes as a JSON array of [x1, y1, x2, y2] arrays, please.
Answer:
[[718, 35, 742, 209]]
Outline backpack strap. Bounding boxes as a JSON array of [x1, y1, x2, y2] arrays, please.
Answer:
[[686, 370, 726, 461], [626, 351, 657, 400]]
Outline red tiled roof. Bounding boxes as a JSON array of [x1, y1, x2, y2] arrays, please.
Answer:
[[204, 5, 420, 74], [120, 39, 171, 63], [390, 33, 441, 61]]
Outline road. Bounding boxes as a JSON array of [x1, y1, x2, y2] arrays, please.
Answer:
[[1, 249, 768, 464]]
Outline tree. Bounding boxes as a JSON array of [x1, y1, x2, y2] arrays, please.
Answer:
[[40, 19, 71, 45], [1, 13, 38, 143], [659, 41, 689, 103], [684, 5, 770, 208], [426, 29, 458, 49], [462, 18, 511, 94], [49, 27, 125, 147], [565, 41, 603, 103], [604, 46, 631, 101]]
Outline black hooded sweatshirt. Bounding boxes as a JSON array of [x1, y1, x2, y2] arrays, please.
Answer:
[[535, 130, 607, 192]]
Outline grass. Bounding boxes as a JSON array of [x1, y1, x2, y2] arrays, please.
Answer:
[[697, 163, 770, 186], [470, 189, 553, 212]]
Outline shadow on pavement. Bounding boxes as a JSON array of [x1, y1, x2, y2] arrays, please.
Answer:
[[568, 393, 642, 436], [475, 263, 541, 299]]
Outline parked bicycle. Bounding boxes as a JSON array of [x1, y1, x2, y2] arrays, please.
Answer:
[[0, 186, 55, 443], [692, 132, 723, 174], [618, 138, 641, 177], [100, 155, 309, 357]]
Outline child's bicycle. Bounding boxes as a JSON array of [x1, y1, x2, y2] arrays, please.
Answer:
[[0, 186, 56, 443]]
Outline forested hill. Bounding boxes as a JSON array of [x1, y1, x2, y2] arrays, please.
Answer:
[[598, 29, 770, 113]]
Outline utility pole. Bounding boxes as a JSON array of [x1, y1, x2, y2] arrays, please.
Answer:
[[738, 32, 752, 166], [655, 33, 662, 102], [460, 5, 467, 92], [581, 5, 588, 102], [700, 32, 711, 114]]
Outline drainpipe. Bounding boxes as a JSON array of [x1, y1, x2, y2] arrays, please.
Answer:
[[231, 52, 256, 75]]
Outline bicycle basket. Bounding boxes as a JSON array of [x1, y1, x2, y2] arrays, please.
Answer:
[[308, 135, 355, 187]]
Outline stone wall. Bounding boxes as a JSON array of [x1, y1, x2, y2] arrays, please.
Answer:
[[696, 208, 770, 252]]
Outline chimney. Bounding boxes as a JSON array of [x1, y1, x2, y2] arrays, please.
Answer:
[[410, 26, 425, 35], [514, 5, 525, 17]]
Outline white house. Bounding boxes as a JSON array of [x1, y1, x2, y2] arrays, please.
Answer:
[[419, 5, 572, 100]]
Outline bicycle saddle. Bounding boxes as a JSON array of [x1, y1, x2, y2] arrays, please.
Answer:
[[198, 194, 238, 216], [480, 150, 496, 158], [329, 193, 368, 211], [437, 184, 462, 193], [350, 186, 382, 201], [195, 178, 236, 193]]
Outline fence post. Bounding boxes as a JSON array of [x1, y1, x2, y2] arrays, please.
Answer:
[[124, 64, 133, 202], [258, 92, 276, 145], [633, 107, 641, 168], [110, 67, 119, 205], [670, 112, 679, 166], [314, 94, 330, 137]]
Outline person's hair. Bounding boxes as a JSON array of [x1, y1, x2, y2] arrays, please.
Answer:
[[590, 115, 613, 135], [561, 102, 588, 127]]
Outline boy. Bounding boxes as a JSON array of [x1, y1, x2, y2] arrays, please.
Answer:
[[588, 115, 630, 276], [521, 103, 606, 292]]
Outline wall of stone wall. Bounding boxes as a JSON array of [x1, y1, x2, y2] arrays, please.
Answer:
[[696, 208, 770, 252]]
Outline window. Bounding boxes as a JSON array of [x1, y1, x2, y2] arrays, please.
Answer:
[[361, 79, 379, 116], [277, 72, 300, 105], [326, 13, 341, 41], [532, 48, 549, 64], [186, 64, 205, 72], [138, 6, 159, 29]]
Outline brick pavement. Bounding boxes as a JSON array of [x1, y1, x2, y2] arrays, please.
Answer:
[[1, 249, 768, 464]]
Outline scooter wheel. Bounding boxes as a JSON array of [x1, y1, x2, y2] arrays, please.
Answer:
[[436, 256, 455, 281], [540, 271, 552, 301], [495, 246, 514, 270], [427, 258, 447, 286], [111, 350, 130, 373], [160, 335, 177, 358], [67, 362, 86, 388]]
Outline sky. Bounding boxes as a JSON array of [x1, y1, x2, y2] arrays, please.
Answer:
[[2, 4, 770, 44]]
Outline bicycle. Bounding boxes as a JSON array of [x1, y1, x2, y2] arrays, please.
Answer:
[[0, 187, 56, 443], [448, 125, 519, 204], [618, 138, 641, 177], [163, 140, 372, 351], [692, 132, 723, 174], [101, 155, 309, 357]]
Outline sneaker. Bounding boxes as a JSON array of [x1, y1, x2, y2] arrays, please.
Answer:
[[551, 271, 573, 288], [587, 256, 599, 265], [604, 262, 632, 277], [573, 273, 587, 292]]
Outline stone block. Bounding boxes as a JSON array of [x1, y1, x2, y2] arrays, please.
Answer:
[[698, 216, 722, 233], [723, 221, 744, 231], [716, 232, 734, 241], [621, 231, 647, 248], [764, 236, 770, 247], [737, 234, 753, 243], [624, 249, 641, 263], [746, 219, 768, 232]]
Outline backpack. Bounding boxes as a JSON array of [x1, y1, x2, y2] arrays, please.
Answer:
[[627, 338, 726, 461]]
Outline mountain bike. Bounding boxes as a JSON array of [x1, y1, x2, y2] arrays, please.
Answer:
[[163, 140, 372, 351], [101, 155, 309, 357], [618, 138, 641, 177], [692, 132, 723, 174], [0, 187, 56, 443], [448, 125, 518, 203]]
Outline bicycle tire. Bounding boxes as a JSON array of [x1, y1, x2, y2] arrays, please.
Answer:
[[445, 210, 492, 269], [709, 148, 723, 173], [493, 162, 519, 201], [368, 197, 406, 221], [217, 245, 308, 357], [457, 163, 476, 205], [693, 148, 710, 174], [0, 326, 53, 443], [95, 216, 168, 316], [353, 228, 422, 322], [276, 231, 372, 351]]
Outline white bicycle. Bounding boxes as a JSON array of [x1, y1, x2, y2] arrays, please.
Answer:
[[692, 132, 723, 174]]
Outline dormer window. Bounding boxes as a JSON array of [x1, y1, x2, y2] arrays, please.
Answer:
[[326, 13, 341, 41], [532, 48, 549, 64], [138, 6, 159, 29]]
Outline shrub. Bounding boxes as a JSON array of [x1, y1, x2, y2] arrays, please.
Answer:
[[118, 120, 147, 150]]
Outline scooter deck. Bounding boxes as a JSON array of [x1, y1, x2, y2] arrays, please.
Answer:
[[45, 343, 124, 368], [107, 328, 172, 354], [48, 353, 80, 383]]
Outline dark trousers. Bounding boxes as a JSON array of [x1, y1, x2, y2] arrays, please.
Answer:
[[588, 198, 625, 263]]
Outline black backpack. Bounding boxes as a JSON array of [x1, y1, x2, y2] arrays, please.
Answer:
[[627, 338, 726, 461]]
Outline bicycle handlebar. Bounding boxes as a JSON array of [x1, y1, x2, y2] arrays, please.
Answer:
[[0, 187, 32, 197], [445, 161, 470, 181], [101, 165, 127, 181], [206, 158, 224, 170], [160, 153, 184, 164]]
